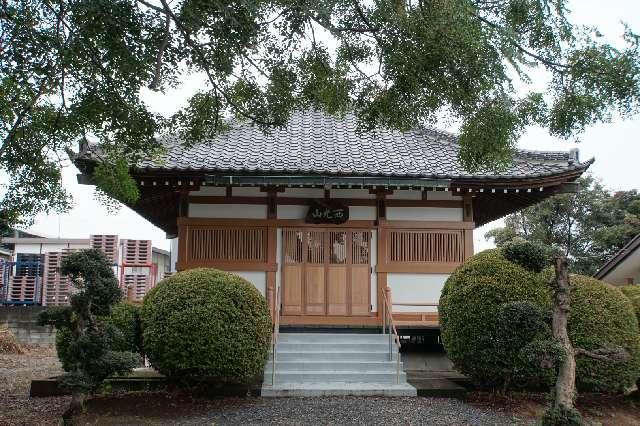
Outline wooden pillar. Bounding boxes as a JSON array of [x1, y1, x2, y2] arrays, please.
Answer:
[[463, 194, 474, 259], [377, 219, 388, 323], [266, 226, 278, 320]]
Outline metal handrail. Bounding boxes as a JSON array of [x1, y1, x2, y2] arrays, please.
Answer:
[[380, 288, 402, 384], [270, 284, 281, 386]]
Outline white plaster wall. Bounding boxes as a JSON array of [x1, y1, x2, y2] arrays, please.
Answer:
[[386, 190, 422, 200], [387, 273, 449, 312], [189, 203, 268, 219], [170, 238, 179, 272], [283, 188, 324, 198], [232, 187, 265, 197], [277, 205, 307, 219], [331, 189, 375, 199], [13, 242, 90, 257], [232, 271, 267, 296], [189, 186, 226, 196], [349, 206, 376, 220], [386, 207, 463, 221], [427, 191, 462, 201], [12, 243, 43, 256]]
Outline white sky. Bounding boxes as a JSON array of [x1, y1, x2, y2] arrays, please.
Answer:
[[22, 0, 640, 252]]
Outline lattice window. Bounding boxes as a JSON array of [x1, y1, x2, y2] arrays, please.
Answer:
[[329, 231, 347, 264], [306, 231, 324, 264], [388, 230, 464, 263], [187, 227, 266, 262], [352, 231, 370, 265], [283, 230, 303, 264]]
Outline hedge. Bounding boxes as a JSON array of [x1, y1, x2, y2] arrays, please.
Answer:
[[441, 250, 640, 393], [567, 275, 640, 393], [439, 249, 554, 389], [141, 268, 272, 384], [620, 285, 640, 320]]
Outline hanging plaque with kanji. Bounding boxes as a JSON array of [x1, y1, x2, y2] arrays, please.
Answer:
[[305, 200, 349, 224]]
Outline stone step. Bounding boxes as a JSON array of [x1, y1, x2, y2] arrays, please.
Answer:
[[265, 360, 403, 372], [278, 333, 386, 343], [268, 370, 407, 384], [276, 342, 395, 352], [275, 350, 399, 362], [261, 332, 415, 397], [261, 382, 416, 397]]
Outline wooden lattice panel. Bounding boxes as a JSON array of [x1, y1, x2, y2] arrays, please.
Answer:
[[121, 239, 152, 265], [90, 234, 119, 264], [186, 227, 266, 262], [122, 274, 149, 302], [8, 276, 38, 303], [388, 229, 464, 263], [41, 251, 76, 306]]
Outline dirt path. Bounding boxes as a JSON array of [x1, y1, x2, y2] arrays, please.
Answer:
[[0, 345, 69, 426]]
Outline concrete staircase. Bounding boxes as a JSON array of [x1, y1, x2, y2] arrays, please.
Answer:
[[261, 333, 417, 397]]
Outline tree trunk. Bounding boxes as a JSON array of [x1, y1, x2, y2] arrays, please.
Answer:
[[62, 392, 86, 424], [551, 256, 576, 412]]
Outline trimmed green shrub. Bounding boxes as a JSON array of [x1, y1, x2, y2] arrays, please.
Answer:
[[439, 249, 554, 389], [502, 238, 551, 273], [54, 302, 143, 370], [567, 275, 640, 393], [620, 285, 640, 320], [141, 268, 272, 384], [104, 303, 143, 354], [541, 405, 582, 426]]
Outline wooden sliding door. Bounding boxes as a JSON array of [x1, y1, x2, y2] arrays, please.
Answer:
[[282, 228, 371, 317]]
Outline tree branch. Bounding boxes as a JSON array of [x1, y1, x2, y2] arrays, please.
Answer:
[[150, 13, 171, 90], [575, 346, 630, 362], [157, 0, 278, 127]]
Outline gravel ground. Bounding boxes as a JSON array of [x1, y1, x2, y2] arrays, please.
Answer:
[[195, 396, 528, 426], [73, 395, 529, 425], [0, 345, 69, 426]]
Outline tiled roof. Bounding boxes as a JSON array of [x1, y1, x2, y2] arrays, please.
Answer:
[[135, 110, 588, 179]]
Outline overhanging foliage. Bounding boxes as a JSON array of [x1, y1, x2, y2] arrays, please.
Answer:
[[2, 1, 640, 226]]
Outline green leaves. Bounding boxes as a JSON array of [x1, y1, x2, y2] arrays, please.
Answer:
[[458, 99, 520, 171], [2, 0, 640, 227], [486, 177, 640, 275], [40, 249, 138, 395], [141, 268, 272, 384]]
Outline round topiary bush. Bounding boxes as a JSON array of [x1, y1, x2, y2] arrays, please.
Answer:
[[104, 302, 142, 354], [439, 249, 553, 389], [141, 268, 272, 383], [567, 275, 640, 393], [502, 238, 552, 273], [620, 285, 640, 320]]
